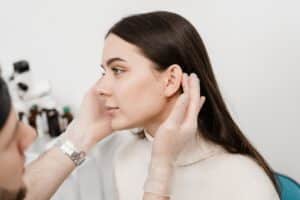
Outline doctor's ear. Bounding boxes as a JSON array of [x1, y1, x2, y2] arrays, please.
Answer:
[[164, 64, 183, 97]]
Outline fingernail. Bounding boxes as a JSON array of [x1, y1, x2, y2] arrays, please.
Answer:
[[191, 73, 197, 78]]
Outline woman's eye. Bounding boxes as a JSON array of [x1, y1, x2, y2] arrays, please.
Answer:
[[111, 68, 124, 75]]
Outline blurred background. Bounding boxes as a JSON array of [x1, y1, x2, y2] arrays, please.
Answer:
[[0, 0, 299, 183]]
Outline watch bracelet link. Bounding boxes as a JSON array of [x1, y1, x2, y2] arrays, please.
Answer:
[[58, 140, 86, 166]]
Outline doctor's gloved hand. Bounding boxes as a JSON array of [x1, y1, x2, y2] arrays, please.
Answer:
[[64, 79, 113, 153], [144, 73, 206, 197]]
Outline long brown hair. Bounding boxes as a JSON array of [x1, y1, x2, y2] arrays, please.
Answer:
[[106, 11, 280, 195]]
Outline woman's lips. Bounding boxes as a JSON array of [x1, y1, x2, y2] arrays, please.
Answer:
[[106, 107, 119, 115]]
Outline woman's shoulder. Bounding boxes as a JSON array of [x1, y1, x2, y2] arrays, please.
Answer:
[[205, 153, 279, 199], [213, 153, 263, 171], [209, 153, 269, 181]]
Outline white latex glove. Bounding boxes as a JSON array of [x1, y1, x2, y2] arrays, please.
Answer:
[[64, 79, 113, 152], [144, 73, 206, 197]]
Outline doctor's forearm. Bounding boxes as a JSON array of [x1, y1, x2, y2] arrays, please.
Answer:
[[143, 156, 174, 200], [23, 147, 76, 200]]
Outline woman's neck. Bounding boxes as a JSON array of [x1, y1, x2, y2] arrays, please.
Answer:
[[143, 94, 179, 137]]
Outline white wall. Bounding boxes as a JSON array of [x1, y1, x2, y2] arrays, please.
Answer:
[[0, 0, 299, 181]]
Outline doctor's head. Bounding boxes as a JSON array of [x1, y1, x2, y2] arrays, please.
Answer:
[[0, 77, 36, 199]]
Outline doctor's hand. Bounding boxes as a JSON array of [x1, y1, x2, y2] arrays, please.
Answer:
[[151, 73, 205, 164], [64, 79, 113, 152], [143, 73, 205, 197]]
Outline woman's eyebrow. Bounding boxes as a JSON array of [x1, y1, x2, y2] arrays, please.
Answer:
[[101, 57, 127, 69]]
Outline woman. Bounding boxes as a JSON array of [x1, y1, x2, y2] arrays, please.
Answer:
[[24, 11, 280, 200], [97, 11, 280, 199]]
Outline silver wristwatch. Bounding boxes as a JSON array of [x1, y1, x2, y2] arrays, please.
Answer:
[[59, 140, 86, 166]]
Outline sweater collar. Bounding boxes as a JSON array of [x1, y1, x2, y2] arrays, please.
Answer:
[[144, 129, 226, 167]]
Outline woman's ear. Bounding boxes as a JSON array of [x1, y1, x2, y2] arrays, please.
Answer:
[[164, 64, 183, 97]]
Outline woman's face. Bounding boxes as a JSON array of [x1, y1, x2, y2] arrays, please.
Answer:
[[98, 34, 181, 133], [0, 108, 36, 191]]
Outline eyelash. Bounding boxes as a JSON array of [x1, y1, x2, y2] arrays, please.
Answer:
[[111, 67, 124, 75], [102, 67, 124, 76]]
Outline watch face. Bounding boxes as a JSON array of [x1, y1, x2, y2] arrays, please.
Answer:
[[60, 141, 86, 166], [70, 151, 86, 166]]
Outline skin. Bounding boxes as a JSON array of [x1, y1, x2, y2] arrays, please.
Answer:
[[99, 33, 184, 136], [0, 108, 36, 194]]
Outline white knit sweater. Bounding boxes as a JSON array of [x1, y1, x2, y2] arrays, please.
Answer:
[[52, 130, 280, 200]]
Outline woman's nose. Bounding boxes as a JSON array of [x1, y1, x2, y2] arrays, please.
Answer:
[[95, 76, 112, 97]]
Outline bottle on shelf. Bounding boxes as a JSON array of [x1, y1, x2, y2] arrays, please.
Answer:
[[46, 108, 61, 137], [41, 108, 49, 134], [61, 106, 74, 131], [28, 105, 39, 129], [18, 111, 29, 124], [35, 109, 45, 138]]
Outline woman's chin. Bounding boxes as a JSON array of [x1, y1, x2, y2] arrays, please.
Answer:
[[111, 118, 136, 131]]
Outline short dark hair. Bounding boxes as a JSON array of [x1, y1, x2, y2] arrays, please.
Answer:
[[0, 76, 12, 131]]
